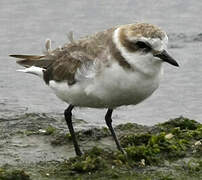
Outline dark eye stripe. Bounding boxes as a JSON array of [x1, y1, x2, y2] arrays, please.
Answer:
[[136, 41, 151, 49], [123, 39, 152, 53]]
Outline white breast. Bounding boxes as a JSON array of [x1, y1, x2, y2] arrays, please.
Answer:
[[49, 60, 163, 108]]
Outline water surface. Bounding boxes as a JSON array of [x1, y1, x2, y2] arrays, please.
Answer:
[[1, 0, 202, 125]]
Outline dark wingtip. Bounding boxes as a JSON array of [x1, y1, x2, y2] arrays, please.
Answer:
[[9, 54, 17, 58]]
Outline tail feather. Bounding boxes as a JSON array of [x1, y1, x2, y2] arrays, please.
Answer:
[[9, 54, 44, 60], [16, 66, 44, 78], [9, 54, 53, 68]]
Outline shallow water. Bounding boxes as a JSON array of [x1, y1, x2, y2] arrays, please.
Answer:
[[1, 0, 202, 126]]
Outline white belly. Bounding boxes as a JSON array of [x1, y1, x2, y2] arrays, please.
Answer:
[[49, 63, 163, 108]]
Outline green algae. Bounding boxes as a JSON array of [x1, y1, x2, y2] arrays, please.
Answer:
[[158, 116, 200, 130], [50, 115, 202, 178], [116, 122, 138, 131], [43, 125, 56, 135], [51, 127, 110, 146], [120, 133, 152, 147], [0, 169, 30, 180], [67, 147, 107, 173], [119, 117, 201, 166], [22, 125, 57, 136], [0, 116, 202, 180], [77, 127, 110, 141], [59, 116, 201, 177]]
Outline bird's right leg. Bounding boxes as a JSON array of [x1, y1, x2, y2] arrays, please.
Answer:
[[64, 104, 82, 156]]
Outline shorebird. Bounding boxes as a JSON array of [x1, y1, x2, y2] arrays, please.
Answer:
[[10, 23, 179, 156]]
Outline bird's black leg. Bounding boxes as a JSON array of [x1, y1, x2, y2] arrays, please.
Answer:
[[105, 109, 124, 154], [64, 104, 82, 156]]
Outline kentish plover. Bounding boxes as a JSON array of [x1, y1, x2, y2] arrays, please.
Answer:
[[10, 23, 179, 156]]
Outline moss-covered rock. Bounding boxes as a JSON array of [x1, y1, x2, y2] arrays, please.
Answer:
[[158, 116, 200, 131]]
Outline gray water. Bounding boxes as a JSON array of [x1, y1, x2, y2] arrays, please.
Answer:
[[1, 0, 202, 126]]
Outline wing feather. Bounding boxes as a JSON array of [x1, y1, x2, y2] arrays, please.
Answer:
[[11, 27, 116, 85]]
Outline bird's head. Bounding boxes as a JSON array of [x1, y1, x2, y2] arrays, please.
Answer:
[[113, 23, 179, 69]]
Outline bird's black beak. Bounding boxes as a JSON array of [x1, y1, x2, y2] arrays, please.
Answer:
[[154, 50, 179, 67]]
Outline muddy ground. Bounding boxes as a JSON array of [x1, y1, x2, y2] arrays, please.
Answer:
[[0, 113, 201, 180]]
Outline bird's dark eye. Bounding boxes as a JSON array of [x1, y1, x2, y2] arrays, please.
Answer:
[[125, 40, 152, 52], [135, 41, 151, 49]]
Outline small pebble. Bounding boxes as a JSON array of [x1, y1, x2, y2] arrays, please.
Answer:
[[139, 159, 145, 167], [39, 129, 46, 133], [165, 133, 174, 139], [195, 140, 201, 146]]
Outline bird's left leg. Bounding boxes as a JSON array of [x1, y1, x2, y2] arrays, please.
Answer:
[[105, 109, 124, 154]]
